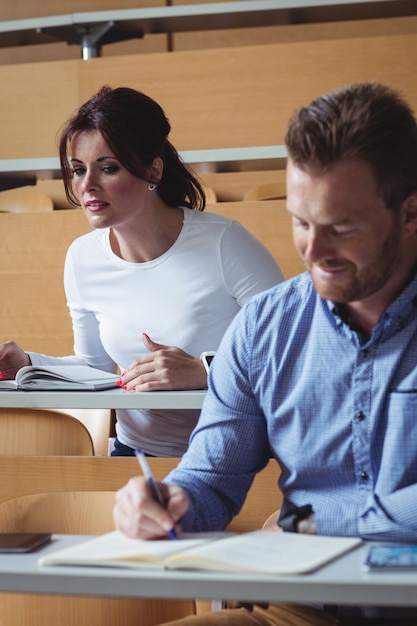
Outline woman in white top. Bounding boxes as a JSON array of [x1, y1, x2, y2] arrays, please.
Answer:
[[0, 86, 283, 456]]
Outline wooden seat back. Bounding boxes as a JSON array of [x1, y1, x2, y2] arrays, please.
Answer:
[[0, 408, 94, 455], [0, 455, 281, 624], [0, 187, 53, 213]]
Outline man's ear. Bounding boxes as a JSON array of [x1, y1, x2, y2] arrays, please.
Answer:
[[401, 191, 417, 235]]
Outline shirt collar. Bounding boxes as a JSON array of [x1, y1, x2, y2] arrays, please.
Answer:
[[326, 271, 417, 343]]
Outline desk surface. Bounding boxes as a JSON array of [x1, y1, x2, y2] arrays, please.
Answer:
[[0, 389, 206, 410], [1, 1, 416, 46], [2, 534, 417, 606], [1, 0, 416, 62], [0, 146, 287, 190]]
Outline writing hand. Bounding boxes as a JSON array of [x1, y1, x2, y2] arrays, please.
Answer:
[[0, 341, 31, 379], [120, 332, 207, 392], [113, 476, 188, 539]]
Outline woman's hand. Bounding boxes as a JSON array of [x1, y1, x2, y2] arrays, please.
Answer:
[[0, 341, 31, 380], [113, 476, 189, 539], [120, 332, 208, 392]]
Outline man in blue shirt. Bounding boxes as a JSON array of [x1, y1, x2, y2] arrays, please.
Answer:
[[113, 82, 417, 625]]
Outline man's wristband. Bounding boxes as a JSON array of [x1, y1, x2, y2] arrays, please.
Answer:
[[277, 504, 314, 533]]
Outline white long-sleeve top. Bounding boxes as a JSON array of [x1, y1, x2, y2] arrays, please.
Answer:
[[29, 208, 283, 456]]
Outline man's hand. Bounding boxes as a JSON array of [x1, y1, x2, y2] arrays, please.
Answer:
[[113, 476, 189, 539], [297, 512, 316, 534], [119, 332, 207, 392]]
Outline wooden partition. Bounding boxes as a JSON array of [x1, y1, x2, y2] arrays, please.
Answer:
[[74, 32, 417, 151], [0, 456, 281, 530], [2, 2, 417, 66], [2, 32, 417, 159], [0, 201, 300, 356], [0, 210, 90, 355]]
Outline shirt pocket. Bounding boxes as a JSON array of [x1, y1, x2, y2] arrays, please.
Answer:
[[380, 391, 417, 490]]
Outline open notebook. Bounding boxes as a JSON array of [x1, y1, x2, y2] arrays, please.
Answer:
[[0, 365, 119, 391], [39, 530, 362, 575]]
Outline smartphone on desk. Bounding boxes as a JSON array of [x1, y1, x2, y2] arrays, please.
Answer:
[[363, 544, 417, 571], [200, 351, 216, 374], [0, 533, 52, 553]]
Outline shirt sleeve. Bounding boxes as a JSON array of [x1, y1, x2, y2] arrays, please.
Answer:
[[220, 220, 284, 306], [165, 301, 272, 531], [62, 247, 116, 373]]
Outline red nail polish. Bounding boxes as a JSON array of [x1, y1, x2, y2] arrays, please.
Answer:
[[122, 384, 127, 390], [116, 379, 122, 387], [0, 371, 7, 380]]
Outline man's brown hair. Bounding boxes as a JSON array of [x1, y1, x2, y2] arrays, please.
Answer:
[[285, 82, 417, 211]]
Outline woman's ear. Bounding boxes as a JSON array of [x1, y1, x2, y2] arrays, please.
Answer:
[[149, 157, 164, 184]]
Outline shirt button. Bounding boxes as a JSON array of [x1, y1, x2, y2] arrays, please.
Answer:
[[360, 472, 369, 480], [356, 411, 366, 421]]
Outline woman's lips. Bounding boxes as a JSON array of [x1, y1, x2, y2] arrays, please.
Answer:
[[85, 201, 108, 212]]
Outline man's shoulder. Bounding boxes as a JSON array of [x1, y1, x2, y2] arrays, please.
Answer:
[[250, 271, 315, 307]]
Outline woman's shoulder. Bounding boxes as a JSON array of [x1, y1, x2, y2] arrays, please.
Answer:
[[184, 207, 234, 226], [66, 228, 107, 258], [184, 207, 258, 242], [68, 227, 106, 248]]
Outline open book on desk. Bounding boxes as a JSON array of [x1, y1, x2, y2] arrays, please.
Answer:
[[39, 529, 362, 575], [0, 365, 119, 391]]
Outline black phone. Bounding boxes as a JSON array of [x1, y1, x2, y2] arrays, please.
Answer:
[[200, 351, 216, 374], [0, 533, 52, 553], [363, 544, 417, 571]]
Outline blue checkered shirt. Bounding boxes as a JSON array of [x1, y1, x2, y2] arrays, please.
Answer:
[[166, 271, 417, 542]]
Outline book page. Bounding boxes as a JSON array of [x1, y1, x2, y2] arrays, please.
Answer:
[[16, 365, 119, 391], [40, 529, 361, 575], [39, 530, 229, 569], [0, 380, 17, 390], [166, 530, 362, 575]]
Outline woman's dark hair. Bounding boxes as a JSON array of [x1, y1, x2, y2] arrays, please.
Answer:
[[285, 82, 417, 211], [58, 86, 206, 210]]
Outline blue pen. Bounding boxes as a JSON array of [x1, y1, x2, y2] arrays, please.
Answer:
[[134, 448, 177, 540]]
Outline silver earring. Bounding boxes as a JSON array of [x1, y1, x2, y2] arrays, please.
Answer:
[[148, 183, 156, 191]]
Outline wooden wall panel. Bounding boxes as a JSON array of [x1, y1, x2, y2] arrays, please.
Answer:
[[0, 36, 168, 65], [1, 31, 417, 160], [0, 60, 78, 159], [0, 211, 90, 355], [0, 456, 281, 530], [172, 15, 417, 51], [78, 33, 417, 152]]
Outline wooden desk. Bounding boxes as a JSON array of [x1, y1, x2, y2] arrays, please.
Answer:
[[1, 535, 417, 607], [0, 146, 287, 190], [0, 389, 206, 410], [1, 1, 416, 59]]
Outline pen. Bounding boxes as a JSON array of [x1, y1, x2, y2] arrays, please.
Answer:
[[134, 448, 177, 540]]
